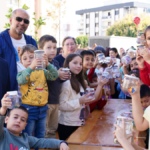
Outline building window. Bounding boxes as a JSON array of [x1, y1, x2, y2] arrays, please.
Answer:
[[115, 10, 119, 15], [95, 13, 99, 18], [95, 23, 99, 27], [86, 14, 89, 19], [95, 32, 99, 36], [86, 24, 89, 28], [108, 12, 111, 16]]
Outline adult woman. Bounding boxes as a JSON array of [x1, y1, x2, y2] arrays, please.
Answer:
[[54, 36, 76, 67]]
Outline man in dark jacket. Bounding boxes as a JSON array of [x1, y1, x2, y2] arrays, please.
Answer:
[[0, 58, 10, 106], [0, 9, 37, 91]]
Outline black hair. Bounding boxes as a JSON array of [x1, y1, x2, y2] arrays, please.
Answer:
[[57, 47, 62, 55], [109, 47, 120, 59], [140, 84, 150, 98], [94, 46, 106, 55], [80, 50, 95, 58], [128, 68, 140, 78], [92, 72, 97, 79], [7, 106, 28, 120], [144, 25, 150, 39], [128, 57, 137, 71], [38, 35, 57, 49]]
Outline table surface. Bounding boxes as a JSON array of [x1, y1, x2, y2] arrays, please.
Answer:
[[66, 99, 146, 148]]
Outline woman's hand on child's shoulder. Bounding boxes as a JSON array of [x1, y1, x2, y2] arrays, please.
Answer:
[[60, 142, 70, 150]]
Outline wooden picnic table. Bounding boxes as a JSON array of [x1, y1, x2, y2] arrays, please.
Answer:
[[66, 99, 146, 148]]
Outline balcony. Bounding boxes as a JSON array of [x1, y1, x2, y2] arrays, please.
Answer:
[[102, 16, 112, 20]]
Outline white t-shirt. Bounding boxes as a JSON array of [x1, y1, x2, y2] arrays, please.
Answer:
[[17, 62, 26, 99], [10, 35, 26, 56]]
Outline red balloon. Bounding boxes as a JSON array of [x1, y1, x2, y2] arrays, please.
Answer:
[[133, 17, 140, 25]]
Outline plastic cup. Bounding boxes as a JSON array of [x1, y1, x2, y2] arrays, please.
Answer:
[[104, 57, 111, 64], [34, 50, 44, 70], [105, 67, 113, 79], [96, 71, 103, 80], [62, 68, 70, 73], [85, 88, 95, 99], [121, 55, 131, 65], [97, 53, 105, 63], [127, 50, 136, 58], [7, 91, 20, 109], [122, 75, 139, 93], [112, 65, 121, 78]]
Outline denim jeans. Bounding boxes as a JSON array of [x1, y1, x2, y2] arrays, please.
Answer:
[[22, 104, 48, 138]]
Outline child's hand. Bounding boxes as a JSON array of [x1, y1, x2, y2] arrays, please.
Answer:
[[140, 47, 150, 64], [0, 94, 11, 116], [136, 51, 144, 68], [129, 80, 141, 97], [98, 76, 108, 86], [58, 68, 71, 80], [60, 143, 70, 150], [29, 58, 43, 70], [43, 54, 49, 66], [79, 93, 95, 104]]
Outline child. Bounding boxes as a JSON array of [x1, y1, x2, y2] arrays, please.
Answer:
[[137, 25, 150, 86], [38, 35, 70, 139], [58, 53, 107, 140], [17, 44, 58, 139], [0, 94, 69, 150], [109, 47, 120, 67]]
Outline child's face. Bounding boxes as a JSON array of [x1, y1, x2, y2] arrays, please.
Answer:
[[109, 50, 117, 58], [43, 41, 57, 61], [83, 55, 95, 70], [91, 76, 98, 90], [69, 56, 83, 75], [146, 30, 150, 47], [5, 109, 28, 136], [130, 59, 138, 70], [141, 96, 150, 109], [21, 51, 34, 68]]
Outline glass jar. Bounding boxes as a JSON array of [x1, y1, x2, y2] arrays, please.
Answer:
[[137, 44, 144, 55], [121, 55, 131, 65], [97, 53, 105, 63], [7, 91, 20, 109], [114, 117, 133, 144], [102, 72, 109, 82], [112, 65, 121, 78], [62, 68, 70, 73], [122, 75, 139, 93], [34, 50, 44, 70], [85, 88, 95, 99]]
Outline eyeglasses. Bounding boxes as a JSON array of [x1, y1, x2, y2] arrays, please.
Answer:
[[15, 17, 30, 24], [65, 43, 75, 47]]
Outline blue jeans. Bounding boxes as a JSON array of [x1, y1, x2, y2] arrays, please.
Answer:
[[22, 104, 48, 138]]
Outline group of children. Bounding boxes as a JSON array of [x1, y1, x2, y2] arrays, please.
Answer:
[[1, 25, 150, 150]]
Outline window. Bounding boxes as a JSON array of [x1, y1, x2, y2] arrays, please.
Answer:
[[115, 10, 119, 15], [95, 23, 99, 27], [86, 14, 89, 19], [95, 32, 99, 36], [108, 12, 111, 16], [86, 24, 89, 28], [95, 13, 99, 18]]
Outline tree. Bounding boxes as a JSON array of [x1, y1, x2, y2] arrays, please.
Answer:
[[46, 0, 66, 37], [76, 35, 88, 48], [4, 4, 46, 43], [107, 13, 150, 37]]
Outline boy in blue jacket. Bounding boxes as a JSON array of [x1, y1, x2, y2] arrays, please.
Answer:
[[0, 94, 69, 150]]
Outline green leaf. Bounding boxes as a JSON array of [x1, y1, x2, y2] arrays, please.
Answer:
[[22, 4, 30, 10]]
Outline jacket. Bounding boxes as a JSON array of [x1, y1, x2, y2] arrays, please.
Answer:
[[139, 61, 150, 86], [59, 80, 85, 126], [0, 29, 37, 91]]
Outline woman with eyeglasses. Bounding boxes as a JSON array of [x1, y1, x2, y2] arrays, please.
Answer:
[[54, 36, 76, 67]]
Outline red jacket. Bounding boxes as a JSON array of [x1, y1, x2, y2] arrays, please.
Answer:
[[139, 61, 150, 86], [88, 68, 95, 82]]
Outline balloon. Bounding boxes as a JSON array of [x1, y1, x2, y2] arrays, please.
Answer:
[[133, 16, 140, 25]]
